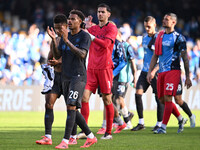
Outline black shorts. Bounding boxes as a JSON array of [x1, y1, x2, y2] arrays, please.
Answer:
[[62, 75, 86, 109], [136, 71, 157, 94], [112, 77, 128, 98], [49, 71, 62, 98], [176, 78, 182, 95]]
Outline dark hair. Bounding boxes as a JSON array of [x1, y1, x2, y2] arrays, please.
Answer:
[[144, 16, 156, 23], [53, 14, 68, 24], [69, 9, 86, 28], [69, 9, 85, 22], [97, 3, 111, 12], [165, 13, 177, 22]]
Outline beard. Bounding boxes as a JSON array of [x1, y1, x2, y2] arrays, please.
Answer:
[[163, 24, 169, 28]]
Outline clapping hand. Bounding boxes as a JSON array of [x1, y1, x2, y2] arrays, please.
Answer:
[[47, 26, 56, 40], [84, 15, 94, 29], [61, 25, 69, 42]]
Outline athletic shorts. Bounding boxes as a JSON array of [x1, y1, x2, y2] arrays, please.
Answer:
[[112, 77, 128, 98], [157, 70, 181, 99], [136, 71, 157, 94], [62, 75, 86, 109], [49, 71, 62, 98], [85, 68, 113, 94], [176, 78, 183, 95]]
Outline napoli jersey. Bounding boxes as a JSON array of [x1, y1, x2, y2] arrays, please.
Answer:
[[158, 31, 186, 73], [142, 34, 156, 72], [118, 42, 135, 83], [58, 30, 91, 79], [112, 39, 126, 68]]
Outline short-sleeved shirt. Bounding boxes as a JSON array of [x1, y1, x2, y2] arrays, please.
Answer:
[[87, 22, 118, 69], [158, 31, 186, 73], [142, 33, 157, 72], [58, 30, 91, 79]]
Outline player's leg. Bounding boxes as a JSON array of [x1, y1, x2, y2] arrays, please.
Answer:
[[36, 93, 58, 145], [56, 80, 76, 149], [36, 72, 62, 145], [151, 75, 164, 131], [155, 70, 182, 134], [113, 104, 127, 133], [81, 89, 92, 124], [76, 110, 97, 148], [111, 79, 126, 133], [44, 93, 59, 138], [175, 80, 195, 127], [116, 82, 133, 129], [72, 77, 97, 148], [81, 68, 97, 124], [101, 93, 114, 139], [99, 69, 114, 139], [132, 71, 149, 131]]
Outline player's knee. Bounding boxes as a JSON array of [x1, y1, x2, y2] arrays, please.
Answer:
[[103, 97, 112, 105], [45, 103, 54, 109], [174, 96, 183, 105], [82, 94, 89, 103], [82, 90, 91, 103]]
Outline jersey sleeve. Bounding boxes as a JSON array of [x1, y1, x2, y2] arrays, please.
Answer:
[[176, 34, 187, 52], [104, 24, 118, 43]]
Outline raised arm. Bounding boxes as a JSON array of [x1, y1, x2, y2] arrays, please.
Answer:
[[47, 26, 61, 59], [61, 26, 87, 59]]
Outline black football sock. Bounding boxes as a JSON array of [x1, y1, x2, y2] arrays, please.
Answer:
[[76, 111, 91, 136], [155, 96, 164, 122], [64, 110, 76, 139], [180, 101, 192, 117], [135, 94, 143, 118], [123, 116, 129, 123], [71, 123, 77, 136], [45, 108, 54, 135]]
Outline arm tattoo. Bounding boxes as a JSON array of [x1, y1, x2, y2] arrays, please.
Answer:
[[181, 50, 190, 78], [65, 40, 87, 59]]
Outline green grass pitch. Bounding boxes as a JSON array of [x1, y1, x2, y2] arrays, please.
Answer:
[[0, 110, 199, 150]]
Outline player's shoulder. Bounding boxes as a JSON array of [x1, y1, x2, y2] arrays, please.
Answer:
[[78, 30, 90, 38], [107, 22, 117, 30], [174, 31, 186, 42]]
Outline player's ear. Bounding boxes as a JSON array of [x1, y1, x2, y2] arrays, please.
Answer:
[[107, 12, 111, 18]]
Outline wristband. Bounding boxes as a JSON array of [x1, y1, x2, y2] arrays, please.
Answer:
[[88, 33, 95, 41]]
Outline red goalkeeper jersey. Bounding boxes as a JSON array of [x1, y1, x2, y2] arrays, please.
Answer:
[[87, 22, 118, 69]]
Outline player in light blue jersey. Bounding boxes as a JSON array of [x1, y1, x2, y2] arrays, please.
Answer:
[[131, 16, 164, 132]]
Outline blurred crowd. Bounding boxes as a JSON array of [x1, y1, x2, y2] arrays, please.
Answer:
[[0, 0, 200, 86]]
